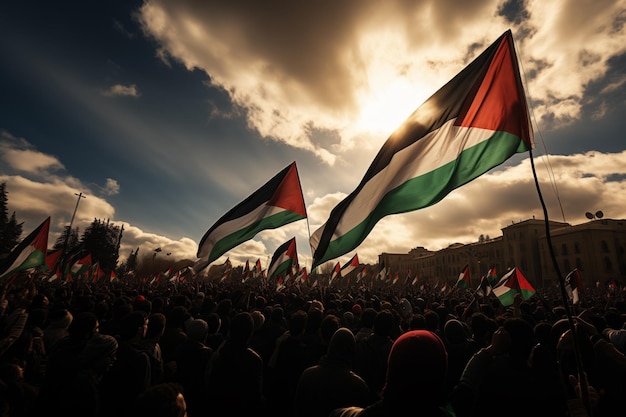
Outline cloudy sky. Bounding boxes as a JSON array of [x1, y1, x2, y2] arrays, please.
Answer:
[[1, 0, 625, 273]]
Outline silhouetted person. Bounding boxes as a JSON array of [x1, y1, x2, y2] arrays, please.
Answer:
[[295, 327, 370, 417], [204, 311, 265, 414], [331, 330, 452, 417]]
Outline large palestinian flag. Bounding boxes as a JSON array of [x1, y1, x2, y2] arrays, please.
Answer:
[[195, 162, 306, 273], [310, 30, 533, 268]]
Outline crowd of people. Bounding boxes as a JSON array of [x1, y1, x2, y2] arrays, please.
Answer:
[[0, 274, 624, 417]]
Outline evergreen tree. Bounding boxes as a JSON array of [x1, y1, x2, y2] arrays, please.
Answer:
[[127, 247, 139, 272], [117, 247, 138, 279], [80, 218, 122, 273], [0, 183, 23, 258], [53, 226, 81, 252]]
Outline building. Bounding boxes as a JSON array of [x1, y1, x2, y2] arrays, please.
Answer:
[[379, 217, 626, 290]]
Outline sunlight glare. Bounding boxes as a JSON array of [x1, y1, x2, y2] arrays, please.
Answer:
[[354, 78, 430, 138]]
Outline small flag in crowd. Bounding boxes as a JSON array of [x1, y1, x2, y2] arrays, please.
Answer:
[[486, 267, 498, 286], [267, 237, 298, 280], [329, 262, 341, 286], [44, 248, 63, 272], [492, 267, 536, 307], [455, 264, 470, 289], [565, 268, 583, 305], [340, 254, 360, 277], [294, 267, 308, 284], [68, 251, 92, 279]]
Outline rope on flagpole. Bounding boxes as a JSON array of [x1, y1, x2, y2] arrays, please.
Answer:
[[529, 148, 592, 415]]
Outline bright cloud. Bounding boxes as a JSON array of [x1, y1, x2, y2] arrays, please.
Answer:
[[102, 178, 120, 196], [102, 83, 141, 98], [138, 0, 626, 164], [0, 131, 65, 175]]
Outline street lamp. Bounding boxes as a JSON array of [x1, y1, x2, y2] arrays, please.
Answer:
[[585, 211, 604, 220]]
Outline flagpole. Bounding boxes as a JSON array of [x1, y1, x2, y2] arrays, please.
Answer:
[[529, 150, 592, 414]]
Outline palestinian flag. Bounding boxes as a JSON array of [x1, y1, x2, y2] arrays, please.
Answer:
[[219, 258, 233, 282], [91, 262, 106, 283], [194, 162, 307, 273], [486, 267, 498, 286], [267, 237, 298, 280], [242, 259, 252, 283], [48, 266, 62, 282], [356, 267, 367, 283], [378, 259, 388, 281], [67, 252, 92, 279], [340, 254, 360, 277], [253, 258, 263, 278], [328, 261, 341, 286], [44, 248, 63, 272], [565, 268, 583, 305], [0, 217, 50, 280], [294, 266, 308, 284], [492, 267, 536, 307], [476, 275, 493, 297], [310, 30, 532, 268], [455, 264, 471, 288]]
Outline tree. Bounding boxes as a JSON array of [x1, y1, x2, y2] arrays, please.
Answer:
[[0, 183, 23, 259], [53, 226, 81, 252], [117, 247, 139, 278], [80, 218, 123, 273]]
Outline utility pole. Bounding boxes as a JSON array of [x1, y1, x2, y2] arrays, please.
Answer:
[[59, 192, 86, 273]]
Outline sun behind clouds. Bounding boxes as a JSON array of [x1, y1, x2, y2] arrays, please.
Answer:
[[346, 65, 438, 155]]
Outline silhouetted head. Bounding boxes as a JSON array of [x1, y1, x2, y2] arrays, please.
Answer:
[[382, 330, 448, 410]]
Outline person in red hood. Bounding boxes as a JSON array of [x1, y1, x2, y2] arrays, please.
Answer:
[[331, 329, 454, 417]]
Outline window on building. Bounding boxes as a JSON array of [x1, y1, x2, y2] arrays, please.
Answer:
[[562, 244, 568, 256], [574, 242, 580, 254], [604, 257, 613, 272], [601, 240, 609, 253], [563, 259, 571, 273]]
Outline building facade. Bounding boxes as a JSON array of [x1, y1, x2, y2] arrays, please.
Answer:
[[379, 217, 626, 290]]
